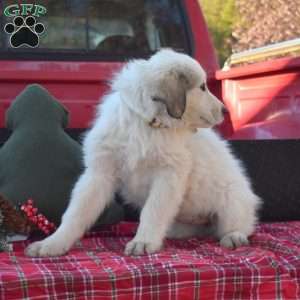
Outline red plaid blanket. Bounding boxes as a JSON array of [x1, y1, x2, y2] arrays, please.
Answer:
[[1, 222, 300, 300]]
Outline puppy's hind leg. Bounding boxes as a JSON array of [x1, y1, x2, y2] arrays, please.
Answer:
[[216, 184, 260, 249], [25, 159, 118, 257]]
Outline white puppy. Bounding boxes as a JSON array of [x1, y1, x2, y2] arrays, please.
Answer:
[[26, 49, 260, 257]]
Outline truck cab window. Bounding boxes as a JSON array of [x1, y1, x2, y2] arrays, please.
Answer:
[[0, 0, 190, 60]]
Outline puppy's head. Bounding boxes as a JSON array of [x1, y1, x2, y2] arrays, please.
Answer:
[[148, 49, 226, 129], [113, 49, 226, 129]]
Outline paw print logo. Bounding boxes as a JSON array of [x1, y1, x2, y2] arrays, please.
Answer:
[[4, 16, 45, 48]]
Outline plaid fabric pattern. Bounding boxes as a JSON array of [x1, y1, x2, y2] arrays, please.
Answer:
[[1, 222, 300, 300]]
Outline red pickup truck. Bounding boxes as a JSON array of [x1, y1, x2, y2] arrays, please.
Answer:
[[1, 0, 299, 220], [1, 0, 300, 140]]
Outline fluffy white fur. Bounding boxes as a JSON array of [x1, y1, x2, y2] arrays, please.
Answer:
[[26, 49, 260, 257]]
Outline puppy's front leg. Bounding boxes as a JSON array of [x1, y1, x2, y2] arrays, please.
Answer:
[[25, 157, 118, 257], [125, 168, 187, 256]]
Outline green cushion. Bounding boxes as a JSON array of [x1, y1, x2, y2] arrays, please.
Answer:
[[0, 84, 123, 226]]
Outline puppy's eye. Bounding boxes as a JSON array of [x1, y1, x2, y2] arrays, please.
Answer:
[[200, 83, 206, 91]]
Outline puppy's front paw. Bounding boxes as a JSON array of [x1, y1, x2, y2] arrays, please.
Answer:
[[220, 231, 249, 249], [25, 238, 68, 257], [124, 239, 162, 256]]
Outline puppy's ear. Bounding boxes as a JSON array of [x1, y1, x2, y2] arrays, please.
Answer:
[[152, 94, 186, 119], [153, 73, 188, 119]]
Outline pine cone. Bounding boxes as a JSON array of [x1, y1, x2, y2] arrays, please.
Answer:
[[0, 194, 31, 234]]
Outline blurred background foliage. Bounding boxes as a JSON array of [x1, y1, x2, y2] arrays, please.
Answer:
[[200, 0, 238, 65], [200, 0, 300, 66]]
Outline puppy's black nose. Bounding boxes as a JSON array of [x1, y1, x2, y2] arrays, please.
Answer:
[[222, 106, 229, 115]]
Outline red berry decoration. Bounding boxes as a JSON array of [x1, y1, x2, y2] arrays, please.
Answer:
[[20, 199, 56, 235]]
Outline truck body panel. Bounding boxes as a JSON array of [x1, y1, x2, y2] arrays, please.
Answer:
[[217, 57, 300, 139]]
